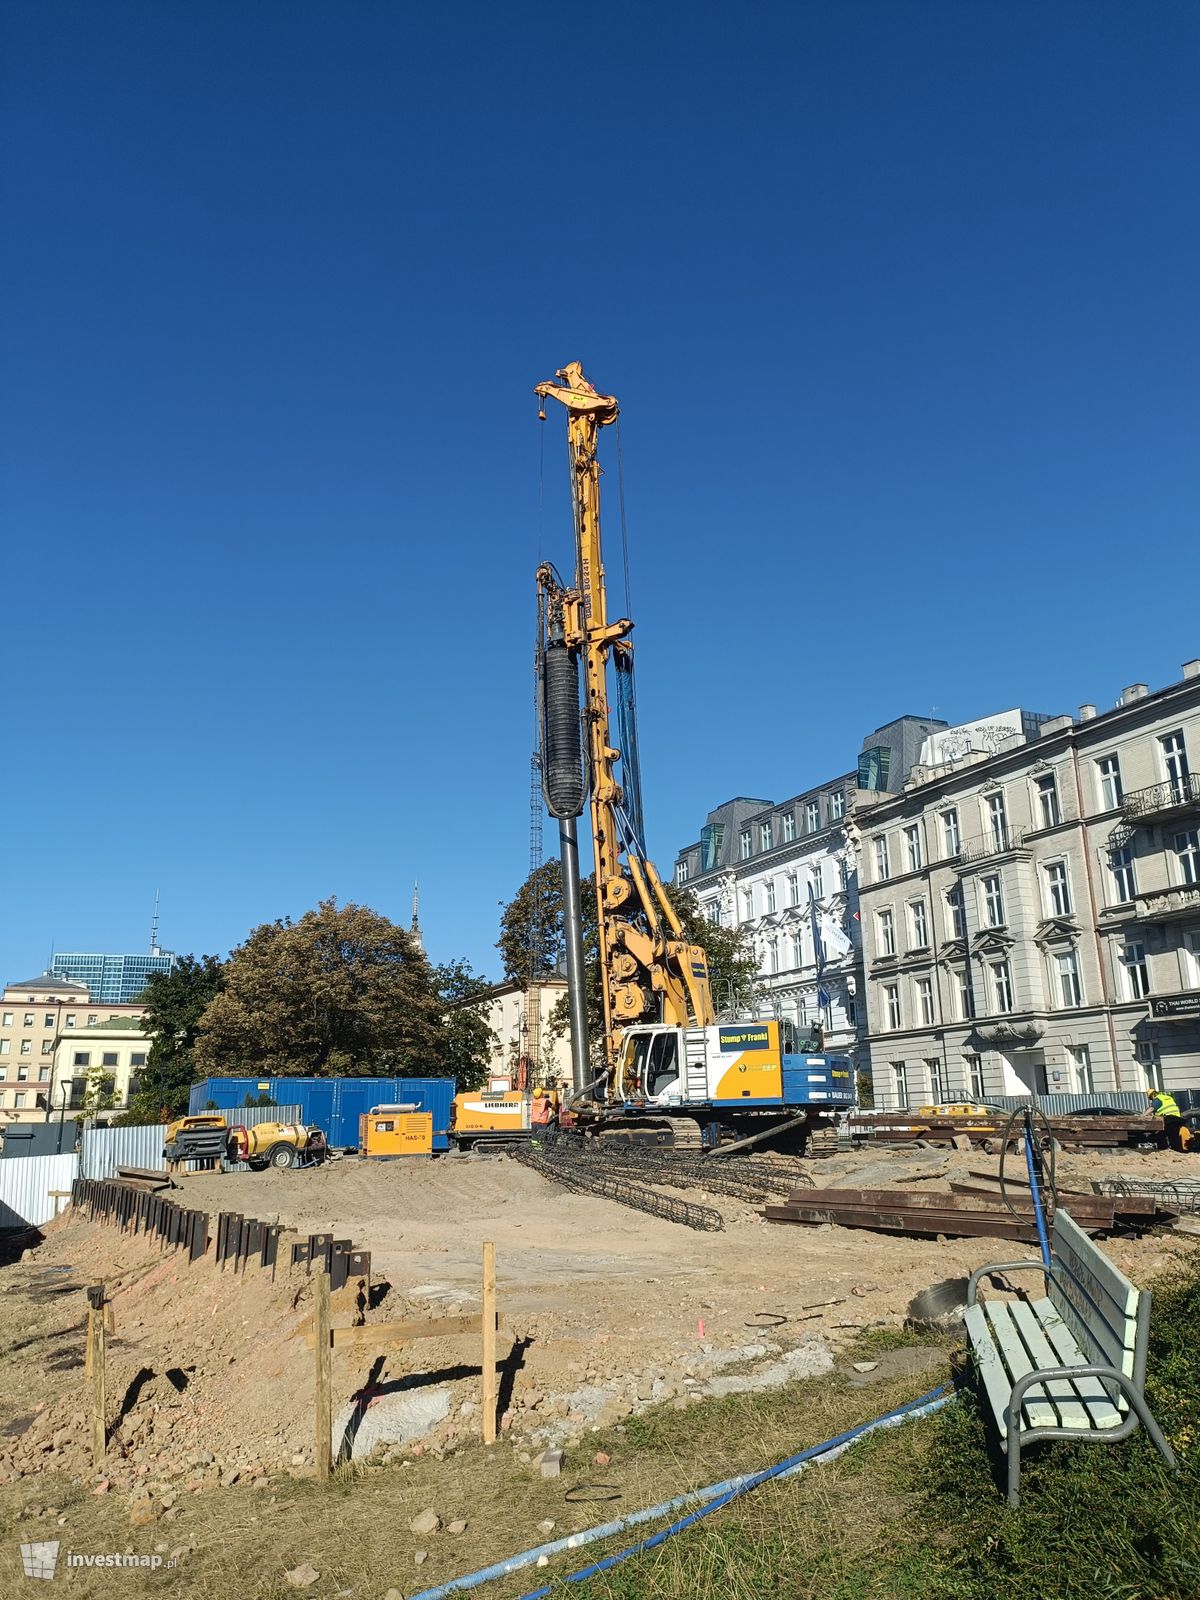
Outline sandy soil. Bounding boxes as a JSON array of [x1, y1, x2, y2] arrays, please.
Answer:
[[1, 1141, 1196, 1500]]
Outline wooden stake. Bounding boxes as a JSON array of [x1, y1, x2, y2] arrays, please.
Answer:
[[88, 1303, 106, 1467], [481, 1240, 497, 1445], [314, 1262, 332, 1481]]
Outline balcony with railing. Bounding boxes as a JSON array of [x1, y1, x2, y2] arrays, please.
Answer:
[[1122, 773, 1200, 823], [1135, 881, 1200, 924], [957, 827, 1030, 865]]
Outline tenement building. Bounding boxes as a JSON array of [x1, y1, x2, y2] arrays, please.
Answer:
[[673, 716, 945, 1065], [855, 665, 1200, 1109]]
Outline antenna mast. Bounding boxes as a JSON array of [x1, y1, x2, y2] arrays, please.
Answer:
[[150, 888, 160, 955]]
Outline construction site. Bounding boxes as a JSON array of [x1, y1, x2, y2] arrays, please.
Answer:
[[2, 355, 1198, 1600]]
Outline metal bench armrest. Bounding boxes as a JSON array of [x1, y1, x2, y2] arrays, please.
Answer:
[[1006, 1362, 1177, 1468], [967, 1258, 1046, 1307]]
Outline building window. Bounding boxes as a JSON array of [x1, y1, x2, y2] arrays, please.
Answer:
[[19, 1040, 31, 1056], [941, 808, 960, 859], [73, 1051, 91, 1068], [676, 859, 689, 885], [962, 973, 978, 1020], [946, 885, 967, 940], [792, 933, 804, 969], [1138, 1041, 1164, 1092], [741, 889, 753, 922], [909, 899, 929, 949], [811, 863, 824, 900], [990, 960, 1014, 1014], [740, 830, 752, 861], [783, 813, 796, 843], [705, 901, 721, 925], [43, 1012, 54, 1027], [1182, 930, 1200, 991], [765, 879, 777, 914], [1097, 754, 1123, 811], [0, 1041, 7, 1056], [884, 983, 902, 1030], [787, 872, 799, 906], [88, 1013, 98, 1025], [767, 937, 779, 974], [917, 976, 935, 1026], [1069, 1044, 1094, 1095], [1110, 844, 1137, 904], [1036, 773, 1061, 829], [839, 857, 849, 891], [17, 1065, 30, 1082], [1161, 730, 1191, 795], [927, 1057, 945, 1105], [965, 1053, 985, 1101], [873, 837, 890, 882], [982, 874, 1005, 928], [1175, 828, 1200, 886], [1055, 950, 1083, 1008], [14, 1092, 27, 1109], [877, 909, 896, 957], [830, 791, 845, 820], [22, 1013, 33, 1027], [891, 1061, 909, 1108], [986, 793, 1008, 850], [760, 822, 773, 851], [1120, 941, 1151, 1000], [1044, 860, 1073, 918], [66, 1015, 76, 1028], [805, 801, 819, 833], [904, 825, 922, 872], [1, 1012, 10, 1026]]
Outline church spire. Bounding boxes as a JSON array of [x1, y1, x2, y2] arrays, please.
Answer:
[[410, 881, 423, 952]]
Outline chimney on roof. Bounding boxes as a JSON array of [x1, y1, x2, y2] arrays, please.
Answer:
[[1040, 714, 1074, 735], [1121, 684, 1149, 705], [1079, 704, 1096, 721], [1182, 659, 1200, 681]]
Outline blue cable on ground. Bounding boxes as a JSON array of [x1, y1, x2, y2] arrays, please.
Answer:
[[407, 1383, 952, 1600]]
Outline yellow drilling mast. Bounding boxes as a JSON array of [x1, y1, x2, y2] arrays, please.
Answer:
[[535, 362, 715, 1089]]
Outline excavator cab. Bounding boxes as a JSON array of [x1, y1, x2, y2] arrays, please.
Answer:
[[616, 1026, 682, 1103]]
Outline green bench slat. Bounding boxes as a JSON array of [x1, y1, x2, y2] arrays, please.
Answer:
[[1005, 1299, 1095, 1430], [983, 1302, 1058, 1429], [1029, 1298, 1125, 1428], [965, 1304, 1020, 1441]]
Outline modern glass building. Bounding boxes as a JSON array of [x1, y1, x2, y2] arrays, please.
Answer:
[[50, 951, 177, 1004]]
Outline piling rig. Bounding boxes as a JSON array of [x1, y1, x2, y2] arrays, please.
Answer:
[[534, 362, 854, 1154]]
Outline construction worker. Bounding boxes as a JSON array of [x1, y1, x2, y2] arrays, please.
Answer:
[[1147, 1087, 1187, 1152], [530, 1087, 558, 1142]]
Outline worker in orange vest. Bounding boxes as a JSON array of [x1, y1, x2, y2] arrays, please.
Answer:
[[531, 1088, 558, 1139]]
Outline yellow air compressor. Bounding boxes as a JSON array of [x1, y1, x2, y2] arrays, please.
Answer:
[[359, 1105, 434, 1158]]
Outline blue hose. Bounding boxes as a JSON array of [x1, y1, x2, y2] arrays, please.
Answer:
[[407, 1383, 952, 1600], [1024, 1123, 1053, 1273]]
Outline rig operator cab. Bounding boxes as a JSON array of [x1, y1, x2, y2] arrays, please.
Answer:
[[612, 1019, 854, 1150]]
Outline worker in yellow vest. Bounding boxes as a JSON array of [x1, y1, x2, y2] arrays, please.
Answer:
[[1147, 1088, 1187, 1152]]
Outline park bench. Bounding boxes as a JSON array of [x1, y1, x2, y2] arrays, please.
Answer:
[[965, 1208, 1177, 1504]]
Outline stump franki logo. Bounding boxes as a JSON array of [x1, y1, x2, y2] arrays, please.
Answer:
[[18, 1540, 181, 1579]]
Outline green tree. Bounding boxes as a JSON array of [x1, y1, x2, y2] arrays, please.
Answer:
[[76, 1064, 118, 1122], [498, 865, 761, 1065], [124, 953, 226, 1122], [496, 859, 564, 982], [435, 959, 498, 1094], [194, 898, 443, 1078]]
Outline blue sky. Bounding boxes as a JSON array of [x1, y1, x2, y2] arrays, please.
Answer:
[[2, 2, 1197, 986]]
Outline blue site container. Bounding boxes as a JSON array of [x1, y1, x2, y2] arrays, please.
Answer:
[[189, 1076, 455, 1151]]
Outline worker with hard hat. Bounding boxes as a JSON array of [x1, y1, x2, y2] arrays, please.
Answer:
[[1147, 1087, 1187, 1152]]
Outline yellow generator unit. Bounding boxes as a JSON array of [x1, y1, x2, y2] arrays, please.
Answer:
[[359, 1106, 434, 1158]]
